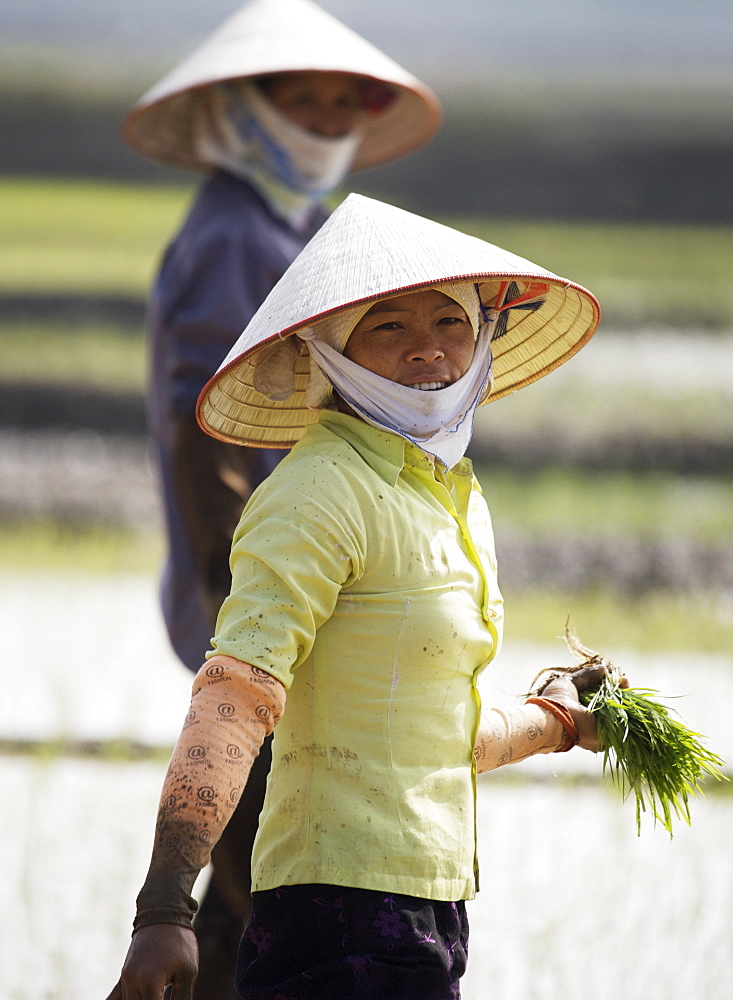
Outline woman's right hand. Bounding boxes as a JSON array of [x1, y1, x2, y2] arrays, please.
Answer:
[[104, 924, 198, 1000]]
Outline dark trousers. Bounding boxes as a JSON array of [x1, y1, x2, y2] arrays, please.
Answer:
[[236, 884, 469, 1000]]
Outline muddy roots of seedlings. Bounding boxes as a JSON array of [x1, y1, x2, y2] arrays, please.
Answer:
[[530, 622, 727, 836]]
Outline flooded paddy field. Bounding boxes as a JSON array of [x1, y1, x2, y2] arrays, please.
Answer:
[[2, 572, 731, 1000], [4, 754, 732, 1000]]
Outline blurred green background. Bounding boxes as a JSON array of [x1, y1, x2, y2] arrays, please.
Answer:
[[1, 0, 731, 656]]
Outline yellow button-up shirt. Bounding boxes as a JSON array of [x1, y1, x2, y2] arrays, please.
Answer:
[[209, 410, 503, 900]]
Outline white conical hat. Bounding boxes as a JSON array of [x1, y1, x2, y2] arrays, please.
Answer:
[[122, 0, 441, 173], [197, 194, 601, 447]]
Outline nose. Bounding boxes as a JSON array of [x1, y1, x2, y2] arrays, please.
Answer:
[[306, 104, 357, 138], [406, 331, 445, 364]]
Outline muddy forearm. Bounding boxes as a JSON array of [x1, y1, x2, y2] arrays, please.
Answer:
[[134, 656, 285, 930]]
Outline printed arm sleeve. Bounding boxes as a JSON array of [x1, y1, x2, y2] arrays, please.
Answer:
[[473, 700, 567, 774], [132, 655, 286, 931]]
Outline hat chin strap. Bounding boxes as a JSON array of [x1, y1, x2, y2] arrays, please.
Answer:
[[298, 315, 496, 468]]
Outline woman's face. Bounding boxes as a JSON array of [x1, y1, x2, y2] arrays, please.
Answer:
[[344, 290, 476, 389], [258, 71, 363, 138]]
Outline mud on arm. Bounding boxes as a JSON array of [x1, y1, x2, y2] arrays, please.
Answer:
[[133, 655, 286, 930]]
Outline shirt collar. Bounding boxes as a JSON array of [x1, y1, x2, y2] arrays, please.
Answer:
[[317, 410, 475, 486]]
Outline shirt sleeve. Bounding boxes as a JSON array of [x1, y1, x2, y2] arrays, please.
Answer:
[[154, 223, 277, 413], [208, 451, 368, 687]]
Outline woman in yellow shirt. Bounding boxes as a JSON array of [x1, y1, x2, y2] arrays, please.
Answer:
[[107, 195, 606, 1000]]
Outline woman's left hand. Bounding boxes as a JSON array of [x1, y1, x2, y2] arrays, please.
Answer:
[[540, 664, 609, 752]]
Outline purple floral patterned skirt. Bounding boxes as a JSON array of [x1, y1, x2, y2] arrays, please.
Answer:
[[236, 883, 469, 999]]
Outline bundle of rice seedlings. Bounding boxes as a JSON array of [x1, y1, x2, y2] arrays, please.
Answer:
[[531, 624, 727, 835]]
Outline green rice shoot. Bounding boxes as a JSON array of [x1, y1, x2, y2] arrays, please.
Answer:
[[535, 626, 727, 836]]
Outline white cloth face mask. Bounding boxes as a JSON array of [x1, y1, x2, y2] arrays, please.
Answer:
[[197, 81, 363, 197], [297, 314, 497, 469]]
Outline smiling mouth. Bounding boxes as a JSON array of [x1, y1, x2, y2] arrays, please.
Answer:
[[412, 381, 448, 391]]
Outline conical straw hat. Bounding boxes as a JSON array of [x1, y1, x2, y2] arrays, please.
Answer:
[[122, 0, 441, 173], [197, 194, 601, 447]]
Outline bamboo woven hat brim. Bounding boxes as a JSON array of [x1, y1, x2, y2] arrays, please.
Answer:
[[122, 0, 441, 173], [197, 194, 601, 448]]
